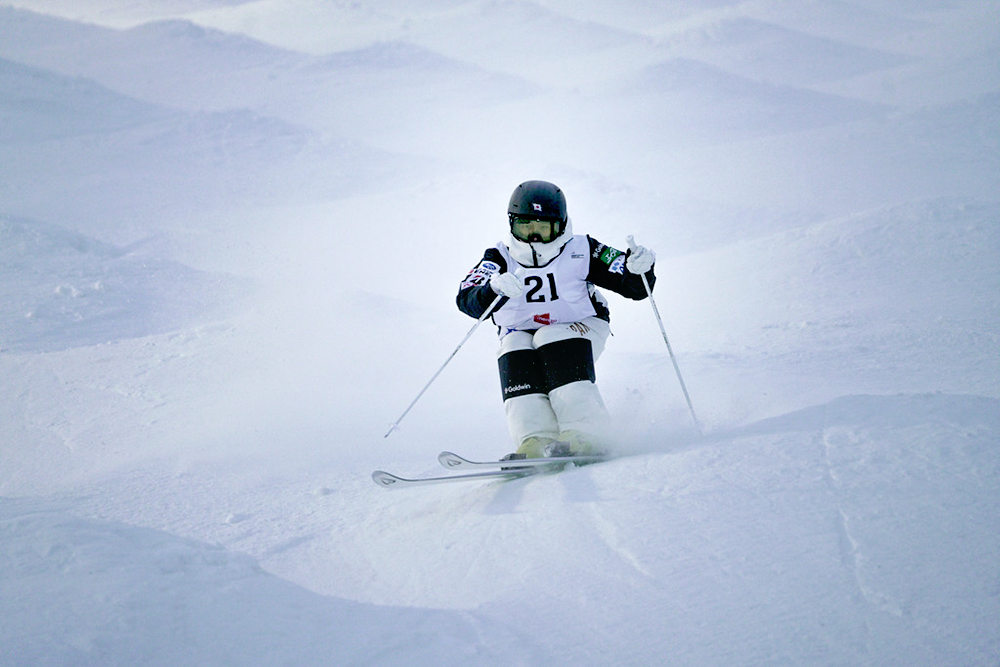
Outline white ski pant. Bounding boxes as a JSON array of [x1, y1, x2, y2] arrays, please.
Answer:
[[497, 317, 611, 447]]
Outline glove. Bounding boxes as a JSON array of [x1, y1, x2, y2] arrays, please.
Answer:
[[626, 245, 655, 274], [489, 271, 524, 298]]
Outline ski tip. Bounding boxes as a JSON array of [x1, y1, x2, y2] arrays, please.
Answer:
[[372, 470, 401, 488], [438, 451, 467, 468]]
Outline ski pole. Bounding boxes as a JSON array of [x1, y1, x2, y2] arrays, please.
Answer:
[[628, 235, 702, 435], [384, 292, 504, 437]]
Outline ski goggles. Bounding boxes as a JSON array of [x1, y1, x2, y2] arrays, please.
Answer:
[[510, 215, 562, 243]]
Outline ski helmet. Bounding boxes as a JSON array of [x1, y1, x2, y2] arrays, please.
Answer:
[[507, 180, 568, 243]]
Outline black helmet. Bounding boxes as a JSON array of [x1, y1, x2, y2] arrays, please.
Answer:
[[507, 180, 568, 243]]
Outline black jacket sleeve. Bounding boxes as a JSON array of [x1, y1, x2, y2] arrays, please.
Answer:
[[585, 236, 655, 299], [456, 247, 509, 318]]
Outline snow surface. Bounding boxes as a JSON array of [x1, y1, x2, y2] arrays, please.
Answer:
[[1, 1, 998, 665]]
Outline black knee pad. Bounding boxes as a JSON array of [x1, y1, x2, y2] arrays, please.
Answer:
[[537, 338, 595, 390], [498, 349, 547, 401]]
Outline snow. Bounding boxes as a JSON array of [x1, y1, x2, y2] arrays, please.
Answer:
[[1, 1, 998, 664]]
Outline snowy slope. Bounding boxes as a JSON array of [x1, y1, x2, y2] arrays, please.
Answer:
[[0, 51, 423, 257], [1, 1, 998, 665], [0, 214, 247, 352], [1, 501, 524, 665]]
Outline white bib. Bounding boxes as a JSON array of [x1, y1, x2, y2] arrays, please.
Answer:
[[492, 235, 597, 332]]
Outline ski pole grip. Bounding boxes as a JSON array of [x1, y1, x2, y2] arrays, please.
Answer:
[[627, 235, 638, 253]]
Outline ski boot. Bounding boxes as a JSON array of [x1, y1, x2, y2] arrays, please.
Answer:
[[546, 430, 606, 458], [514, 436, 556, 459], [500, 436, 554, 468]]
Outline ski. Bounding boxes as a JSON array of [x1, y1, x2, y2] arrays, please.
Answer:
[[372, 468, 535, 489], [438, 450, 606, 471], [371, 452, 606, 489]]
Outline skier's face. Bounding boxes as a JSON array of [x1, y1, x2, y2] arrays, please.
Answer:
[[511, 216, 558, 243]]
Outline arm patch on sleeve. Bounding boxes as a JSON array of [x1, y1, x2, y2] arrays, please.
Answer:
[[594, 244, 626, 274], [460, 260, 502, 289]]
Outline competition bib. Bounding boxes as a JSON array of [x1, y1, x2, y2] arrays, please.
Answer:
[[492, 235, 597, 332]]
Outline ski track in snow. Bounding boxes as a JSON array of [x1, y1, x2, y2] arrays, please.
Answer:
[[820, 417, 904, 631], [2, 0, 999, 664]]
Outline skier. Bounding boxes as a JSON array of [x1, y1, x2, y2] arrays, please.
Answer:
[[457, 180, 656, 461]]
